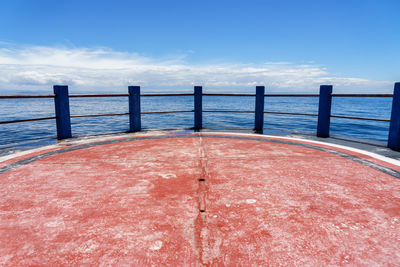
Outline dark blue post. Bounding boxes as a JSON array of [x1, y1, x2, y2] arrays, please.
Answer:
[[53, 85, 72, 139], [254, 86, 265, 133], [317, 85, 333, 137], [388, 82, 400, 150], [194, 86, 202, 131], [128, 86, 141, 132]]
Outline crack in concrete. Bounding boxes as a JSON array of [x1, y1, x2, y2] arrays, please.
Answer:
[[195, 134, 212, 266]]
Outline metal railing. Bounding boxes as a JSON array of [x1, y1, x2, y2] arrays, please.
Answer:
[[0, 116, 57, 125], [1, 82, 400, 150]]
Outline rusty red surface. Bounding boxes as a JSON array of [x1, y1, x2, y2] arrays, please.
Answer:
[[0, 133, 399, 265]]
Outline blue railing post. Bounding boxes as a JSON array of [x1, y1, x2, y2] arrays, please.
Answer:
[[53, 85, 72, 139], [254, 86, 265, 133], [317, 85, 333, 137], [194, 86, 202, 131], [388, 82, 400, 150], [128, 86, 141, 132]]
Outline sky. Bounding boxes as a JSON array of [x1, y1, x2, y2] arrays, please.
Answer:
[[0, 0, 399, 93]]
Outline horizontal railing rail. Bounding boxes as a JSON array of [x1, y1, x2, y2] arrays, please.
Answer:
[[203, 93, 255, 97], [70, 113, 130, 118], [61, 93, 194, 98], [203, 110, 254, 113], [0, 94, 56, 99], [69, 93, 129, 98], [330, 115, 390, 122], [0, 93, 394, 99], [0, 116, 56, 124], [1, 82, 400, 150], [265, 111, 318, 117], [265, 94, 319, 97], [70, 110, 194, 118], [141, 110, 193, 114], [331, 93, 393, 97], [142, 93, 194, 97]]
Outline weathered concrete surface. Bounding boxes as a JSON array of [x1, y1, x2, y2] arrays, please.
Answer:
[[0, 133, 399, 265]]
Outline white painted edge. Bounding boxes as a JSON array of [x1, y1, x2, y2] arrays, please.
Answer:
[[0, 144, 60, 162], [0, 131, 171, 163], [201, 132, 400, 167], [2, 131, 400, 167]]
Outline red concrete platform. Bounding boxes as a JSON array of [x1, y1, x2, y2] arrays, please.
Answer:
[[0, 133, 400, 265]]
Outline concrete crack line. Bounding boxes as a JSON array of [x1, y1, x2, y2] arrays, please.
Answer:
[[195, 135, 212, 265]]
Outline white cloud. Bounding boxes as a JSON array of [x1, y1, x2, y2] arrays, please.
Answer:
[[0, 45, 394, 93]]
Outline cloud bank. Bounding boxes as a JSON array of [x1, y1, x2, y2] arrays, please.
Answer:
[[0, 45, 393, 93]]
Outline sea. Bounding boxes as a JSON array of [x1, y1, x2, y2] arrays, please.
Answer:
[[0, 94, 392, 150]]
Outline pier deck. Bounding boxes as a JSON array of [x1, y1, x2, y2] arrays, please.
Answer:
[[1, 132, 399, 265]]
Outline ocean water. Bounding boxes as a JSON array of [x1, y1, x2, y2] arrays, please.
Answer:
[[0, 94, 392, 149]]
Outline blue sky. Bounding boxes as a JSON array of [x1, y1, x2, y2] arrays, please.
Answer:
[[0, 0, 399, 93]]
